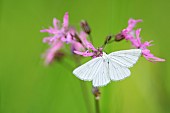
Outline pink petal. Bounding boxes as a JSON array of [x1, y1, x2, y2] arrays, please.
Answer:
[[71, 41, 85, 52], [136, 28, 141, 39], [126, 34, 134, 41], [131, 38, 140, 48], [78, 31, 97, 51], [40, 29, 52, 33], [43, 37, 52, 43], [122, 30, 133, 40], [65, 33, 73, 43], [131, 28, 142, 47], [74, 50, 94, 57], [142, 49, 165, 62], [86, 42, 97, 51], [40, 27, 57, 34], [63, 12, 69, 29], [79, 31, 87, 41], [141, 40, 153, 49], [126, 18, 142, 32], [69, 27, 76, 35], [53, 18, 60, 30]]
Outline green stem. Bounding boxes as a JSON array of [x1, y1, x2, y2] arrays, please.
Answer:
[[95, 98, 100, 113]]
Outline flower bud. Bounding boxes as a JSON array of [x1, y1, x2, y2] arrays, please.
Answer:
[[104, 35, 112, 45], [80, 20, 91, 34], [115, 33, 125, 41], [92, 87, 100, 100]]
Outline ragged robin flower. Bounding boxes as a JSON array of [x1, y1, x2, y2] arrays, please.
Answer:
[[115, 18, 142, 41], [130, 28, 165, 62]]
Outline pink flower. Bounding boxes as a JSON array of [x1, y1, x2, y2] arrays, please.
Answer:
[[121, 18, 142, 40], [40, 12, 74, 44], [126, 18, 143, 32], [74, 47, 103, 58], [73, 31, 102, 58], [130, 29, 165, 62], [78, 31, 97, 51], [115, 18, 142, 41], [71, 40, 85, 53]]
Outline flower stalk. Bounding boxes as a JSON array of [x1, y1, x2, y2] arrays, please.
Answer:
[[92, 87, 101, 113]]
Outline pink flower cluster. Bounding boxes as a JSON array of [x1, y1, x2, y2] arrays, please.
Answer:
[[40, 12, 165, 65], [40, 12, 101, 65], [118, 18, 165, 62]]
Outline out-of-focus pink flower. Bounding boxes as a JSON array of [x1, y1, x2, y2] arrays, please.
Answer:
[[41, 12, 79, 65], [43, 40, 63, 65], [41, 12, 102, 59], [130, 29, 165, 62], [40, 12, 74, 44]]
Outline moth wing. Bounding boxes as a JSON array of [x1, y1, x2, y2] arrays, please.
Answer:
[[108, 59, 131, 81], [92, 58, 110, 87], [108, 49, 141, 68], [108, 49, 141, 81], [73, 57, 102, 81], [73, 57, 110, 87]]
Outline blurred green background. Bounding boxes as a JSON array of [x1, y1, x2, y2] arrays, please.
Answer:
[[0, 0, 169, 113]]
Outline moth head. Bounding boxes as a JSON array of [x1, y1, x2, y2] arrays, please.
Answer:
[[102, 52, 108, 59]]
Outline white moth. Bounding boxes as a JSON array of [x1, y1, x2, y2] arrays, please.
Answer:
[[73, 49, 141, 87]]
